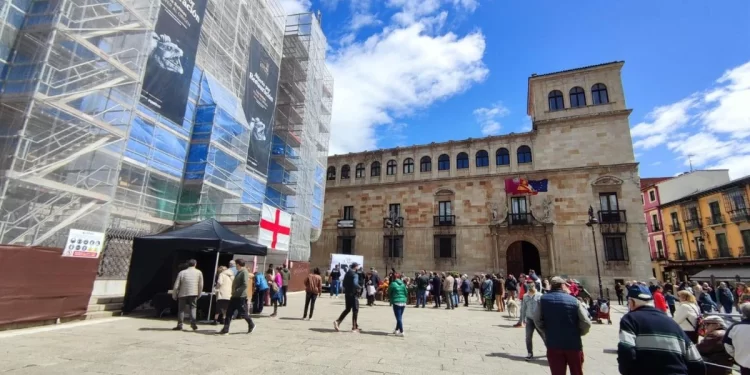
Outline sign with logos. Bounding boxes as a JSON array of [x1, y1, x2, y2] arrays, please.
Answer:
[[63, 229, 106, 258]]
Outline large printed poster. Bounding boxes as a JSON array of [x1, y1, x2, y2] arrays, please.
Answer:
[[140, 0, 207, 125], [243, 37, 280, 176]]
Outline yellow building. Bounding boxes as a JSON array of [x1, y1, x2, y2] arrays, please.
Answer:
[[660, 175, 750, 282]]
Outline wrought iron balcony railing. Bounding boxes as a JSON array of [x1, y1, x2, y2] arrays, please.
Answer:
[[684, 218, 702, 230], [669, 223, 681, 232], [729, 208, 750, 223], [706, 215, 725, 226], [649, 223, 661, 232], [509, 213, 533, 226], [598, 210, 627, 224], [433, 215, 455, 226]]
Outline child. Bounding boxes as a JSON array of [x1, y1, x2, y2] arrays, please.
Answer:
[[665, 290, 676, 316], [366, 279, 376, 306], [269, 274, 281, 318]]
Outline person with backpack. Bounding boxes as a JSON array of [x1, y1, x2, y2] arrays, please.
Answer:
[[333, 262, 361, 333], [415, 270, 429, 308], [460, 275, 471, 307], [673, 290, 702, 344]]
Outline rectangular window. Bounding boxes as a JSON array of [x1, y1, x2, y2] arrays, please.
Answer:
[[651, 213, 660, 231], [671, 212, 679, 226], [603, 235, 628, 261], [742, 230, 750, 256], [716, 233, 730, 257], [434, 235, 456, 258], [511, 197, 528, 213], [343, 206, 354, 220], [438, 201, 451, 216], [649, 190, 656, 202], [338, 236, 354, 255], [389, 203, 401, 218], [709, 201, 723, 225], [599, 192, 619, 212], [675, 239, 685, 259], [655, 240, 664, 258], [383, 236, 404, 258], [696, 238, 707, 258]]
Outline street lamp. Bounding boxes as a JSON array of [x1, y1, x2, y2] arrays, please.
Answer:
[[586, 206, 603, 299]]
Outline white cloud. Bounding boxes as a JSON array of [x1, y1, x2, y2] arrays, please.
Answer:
[[327, 23, 488, 154], [350, 13, 381, 31], [386, 0, 476, 26], [651, 161, 662, 166], [631, 60, 750, 179], [278, 0, 311, 14], [474, 102, 509, 136]]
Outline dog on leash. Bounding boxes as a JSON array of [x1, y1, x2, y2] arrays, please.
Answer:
[[505, 297, 519, 318]]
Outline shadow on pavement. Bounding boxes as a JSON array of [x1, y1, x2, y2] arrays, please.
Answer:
[[279, 317, 304, 321], [486, 352, 548, 366], [309, 328, 390, 336], [138, 327, 178, 332]]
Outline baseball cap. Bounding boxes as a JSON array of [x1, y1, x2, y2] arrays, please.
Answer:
[[549, 276, 570, 287], [627, 285, 653, 301]]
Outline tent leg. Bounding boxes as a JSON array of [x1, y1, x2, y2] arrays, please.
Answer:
[[200, 251, 221, 324]]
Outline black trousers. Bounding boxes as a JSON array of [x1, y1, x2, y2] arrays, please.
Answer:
[[282, 285, 288, 306], [616, 293, 623, 305], [463, 292, 470, 306], [433, 291, 441, 307], [337, 294, 359, 327], [223, 297, 253, 332], [303, 292, 318, 318]]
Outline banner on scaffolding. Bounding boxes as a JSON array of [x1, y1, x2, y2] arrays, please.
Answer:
[[258, 204, 291, 251], [243, 36, 280, 177], [140, 0, 207, 125]]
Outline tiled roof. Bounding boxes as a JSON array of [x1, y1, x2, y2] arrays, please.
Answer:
[[640, 177, 672, 190], [529, 61, 624, 79]]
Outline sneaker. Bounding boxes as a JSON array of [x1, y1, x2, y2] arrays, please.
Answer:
[[248, 324, 256, 334], [333, 320, 340, 332], [351, 328, 360, 334], [396, 332, 404, 337], [172, 326, 183, 331], [190, 323, 198, 331], [525, 353, 533, 361], [217, 330, 228, 335], [392, 329, 398, 335]]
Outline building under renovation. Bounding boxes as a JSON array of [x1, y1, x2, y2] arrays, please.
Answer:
[[0, 0, 332, 294]]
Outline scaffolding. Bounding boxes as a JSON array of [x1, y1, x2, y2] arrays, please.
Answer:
[[271, 12, 332, 262]]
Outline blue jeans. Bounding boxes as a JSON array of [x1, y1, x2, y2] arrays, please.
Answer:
[[330, 280, 340, 296], [416, 290, 426, 307], [392, 305, 405, 333], [452, 292, 459, 307]]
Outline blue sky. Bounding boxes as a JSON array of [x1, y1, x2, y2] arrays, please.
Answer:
[[281, 0, 750, 179]]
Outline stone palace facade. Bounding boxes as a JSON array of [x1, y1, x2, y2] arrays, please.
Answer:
[[310, 61, 651, 291]]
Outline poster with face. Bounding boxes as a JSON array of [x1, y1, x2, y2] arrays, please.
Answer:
[[243, 37, 280, 176], [140, 0, 207, 125]]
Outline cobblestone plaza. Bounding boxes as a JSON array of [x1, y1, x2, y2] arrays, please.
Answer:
[[1, 293, 624, 375]]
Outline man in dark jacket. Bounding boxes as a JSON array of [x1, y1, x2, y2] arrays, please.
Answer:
[[219, 259, 255, 335], [617, 285, 705, 375], [416, 270, 429, 308], [431, 272, 442, 308], [533, 276, 591, 375], [334, 262, 361, 333]]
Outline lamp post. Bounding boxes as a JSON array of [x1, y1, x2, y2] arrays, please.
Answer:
[[586, 206, 603, 299]]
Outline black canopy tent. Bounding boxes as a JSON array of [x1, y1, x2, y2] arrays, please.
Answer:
[[122, 219, 267, 313]]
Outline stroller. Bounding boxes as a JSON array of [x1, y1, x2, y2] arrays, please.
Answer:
[[595, 298, 612, 325]]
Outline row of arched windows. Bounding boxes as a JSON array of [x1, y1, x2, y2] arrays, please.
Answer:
[[548, 83, 609, 111], [326, 146, 533, 180]]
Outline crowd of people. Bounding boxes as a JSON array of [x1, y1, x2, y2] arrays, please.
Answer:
[[171, 260, 750, 375]]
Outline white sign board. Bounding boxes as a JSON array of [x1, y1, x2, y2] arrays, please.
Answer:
[[329, 253, 364, 280], [259, 204, 291, 251], [62, 229, 105, 258]]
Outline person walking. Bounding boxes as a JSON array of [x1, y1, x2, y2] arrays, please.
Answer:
[[673, 290, 702, 344], [280, 263, 291, 307], [443, 272, 455, 310], [218, 259, 256, 335], [533, 276, 591, 375], [415, 270, 429, 308], [302, 267, 322, 320], [213, 265, 234, 324], [388, 273, 408, 336], [617, 285, 705, 375], [520, 279, 545, 360], [172, 259, 204, 331], [724, 303, 750, 375], [333, 262, 361, 333], [615, 282, 624, 305]]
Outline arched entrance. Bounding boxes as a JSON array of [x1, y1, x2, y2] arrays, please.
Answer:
[[506, 241, 541, 277]]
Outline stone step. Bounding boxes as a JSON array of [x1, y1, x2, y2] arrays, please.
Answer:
[[84, 310, 121, 320], [88, 295, 124, 305], [86, 302, 122, 313]]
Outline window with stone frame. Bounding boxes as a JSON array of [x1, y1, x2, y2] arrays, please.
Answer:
[[496, 148, 510, 165], [386, 160, 397, 175], [569, 86, 586, 108], [383, 235, 404, 258], [420, 156, 432, 172], [456, 152, 469, 169], [603, 235, 628, 261], [337, 236, 355, 254], [475, 150, 489, 167], [438, 154, 450, 170], [355, 163, 365, 178], [343, 206, 354, 220], [370, 161, 381, 176], [517, 145, 532, 164], [592, 83, 609, 105], [326, 166, 336, 180], [434, 235, 456, 258], [548, 90, 564, 111], [403, 158, 414, 174], [341, 164, 350, 179]]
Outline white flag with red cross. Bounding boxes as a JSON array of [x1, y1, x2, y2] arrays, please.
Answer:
[[259, 204, 291, 251]]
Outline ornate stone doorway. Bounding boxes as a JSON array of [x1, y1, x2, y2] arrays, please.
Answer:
[[506, 241, 541, 277]]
